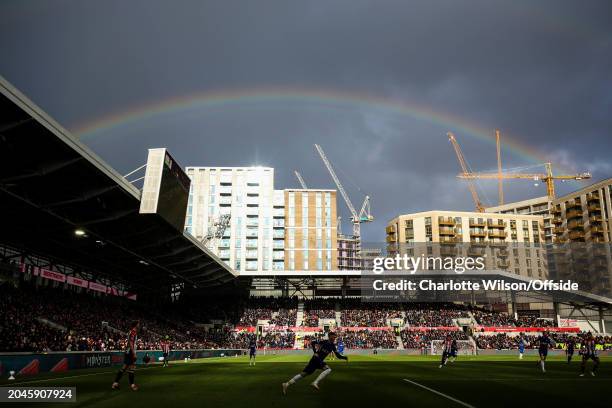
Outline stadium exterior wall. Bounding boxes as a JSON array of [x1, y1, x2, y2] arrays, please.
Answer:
[[0, 349, 243, 377]]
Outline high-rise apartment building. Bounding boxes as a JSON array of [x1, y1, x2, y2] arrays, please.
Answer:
[[284, 189, 338, 271], [550, 178, 612, 244], [486, 196, 553, 243], [184, 167, 279, 272], [386, 211, 546, 278], [337, 234, 360, 270]]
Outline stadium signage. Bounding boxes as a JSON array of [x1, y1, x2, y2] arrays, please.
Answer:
[[88, 282, 107, 293], [66, 276, 89, 288], [39, 269, 66, 283], [83, 353, 112, 368]]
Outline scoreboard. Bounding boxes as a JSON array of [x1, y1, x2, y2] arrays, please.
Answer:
[[139, 148, 191, 231]]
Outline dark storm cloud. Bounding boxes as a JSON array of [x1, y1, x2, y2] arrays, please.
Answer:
[[1, 0, 611, 240]]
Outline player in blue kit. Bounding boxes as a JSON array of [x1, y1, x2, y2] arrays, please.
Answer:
[[337, 338, 345, 355], [518, 336, 525, 360], [282, 332, 348, 394], [248, 337, 257, 366], [536, 332, 555, 373], [566, 337, 575, 364], [579, 332, 600, 377]]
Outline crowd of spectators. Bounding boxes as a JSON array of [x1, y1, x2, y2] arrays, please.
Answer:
[[238, 297, 298, 326], [400, 329, 469, 348], [472, 310, 554, 328], [405, 303, 470, 327], [340, 301, 402, 327], [475, 332, 612, 350], [339, 330, 397, 349], [303, 299, 337, 327], [268, 308, 297, 326], [5, 281, 594, 354], [260, 331, 295, 349]]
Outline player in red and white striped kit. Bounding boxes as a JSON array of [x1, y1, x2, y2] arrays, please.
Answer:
[[439, 335, 453, 368], [161, 337, 171, 367], [112, 320, 140, 391]]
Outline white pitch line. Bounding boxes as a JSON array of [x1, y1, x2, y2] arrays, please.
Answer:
[[403, 379, 476, 408]]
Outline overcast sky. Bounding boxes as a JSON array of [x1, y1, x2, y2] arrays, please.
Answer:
[[1, 0, 611, 241]]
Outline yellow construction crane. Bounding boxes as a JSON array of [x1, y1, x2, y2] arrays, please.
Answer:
[[449, 130, 591, 209], [448, 132, 485, 212], [458, 162, 591, 199]]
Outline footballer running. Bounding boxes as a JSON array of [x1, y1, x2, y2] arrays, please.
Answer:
[[282, 332, 348, 394]]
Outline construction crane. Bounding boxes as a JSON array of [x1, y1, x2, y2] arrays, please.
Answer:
[[458, 163, 591, 199], [294, 170, 308, 189], [448, 132, 485, 212], [201, 214, 231, 250], [314, 144, 373, 242]]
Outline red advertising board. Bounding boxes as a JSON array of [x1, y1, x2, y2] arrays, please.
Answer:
[[40, 269, 66, 283], [88, 282, 107, 293], [67, 276, 89, 288]]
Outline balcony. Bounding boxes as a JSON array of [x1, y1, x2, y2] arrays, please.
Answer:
[[551, 206, 562, 215], [386, 235, 397, 243], [568, 230, 585, 240], [487, 220, 507, 229], [246, 230, 258, 238], [566, 209, 583, 219], [488, 230, 507, 238], [590, 226, 605, 234], [218, 239, 231, 248], [497, 259, 510, 268], [386, 225, 396, 233], [589, 215, 603, 223], [470, 229, 487, 237], [273, 241, 284, 249], [469, 240, 487, 247], [438, 217, 456, 226], [567, 220, 584, 230], [489, 240, 508, 247], [219, 197, 232, 205], [439, 227, 457, 236], [587, 192, 600, 202], [552, 216, 563, 225], [439, 236, 461, 244], [273, 220, 285, 228], [566, 200, 581, 210], [273, 230, 285, 239], [246, 239, 258, 248], [587, 203, 601, 212], [552, 227, 565, 234]]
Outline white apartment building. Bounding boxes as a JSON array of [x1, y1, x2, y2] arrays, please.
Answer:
[[184, 167, 284, 272]]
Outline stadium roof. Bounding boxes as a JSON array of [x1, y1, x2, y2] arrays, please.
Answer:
[[0, 76, 237, 292]]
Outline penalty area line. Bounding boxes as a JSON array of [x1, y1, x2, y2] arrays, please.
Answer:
[[402, 379, 476, 408]]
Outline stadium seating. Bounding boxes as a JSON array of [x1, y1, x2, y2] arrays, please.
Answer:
[[4, 279, 607, 353]]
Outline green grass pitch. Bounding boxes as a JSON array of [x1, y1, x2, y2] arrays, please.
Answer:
[[3, 354, 610, 407]]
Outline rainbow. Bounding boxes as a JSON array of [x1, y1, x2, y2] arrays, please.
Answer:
[[74, 86, 569, 171]]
